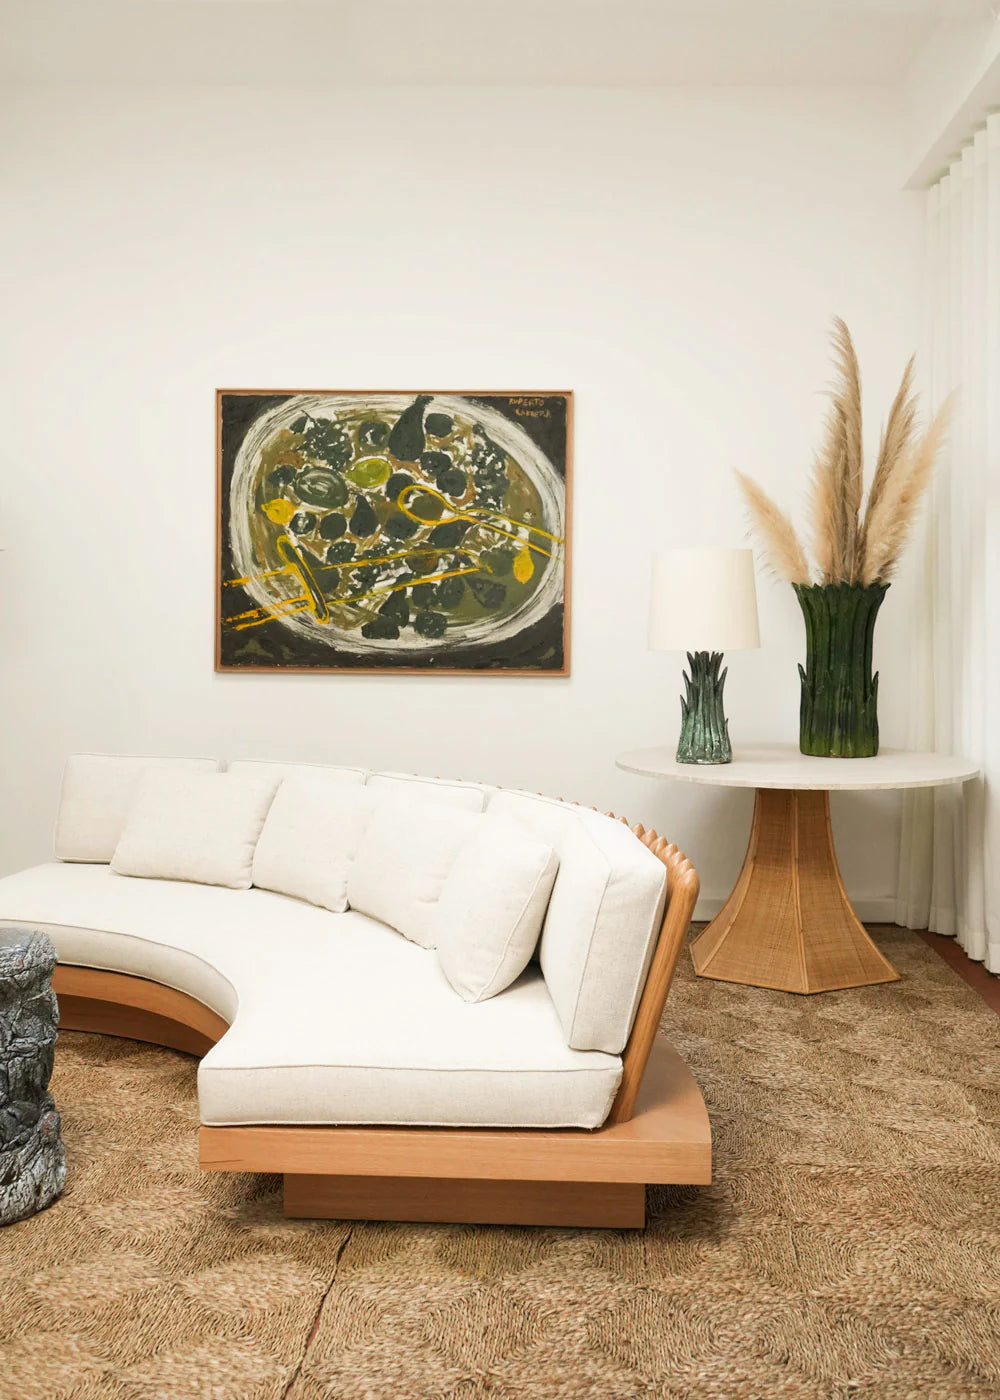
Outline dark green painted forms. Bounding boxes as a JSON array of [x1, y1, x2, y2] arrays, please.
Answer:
[[794, 582, 888, 758], [676, 650, 732, 765]]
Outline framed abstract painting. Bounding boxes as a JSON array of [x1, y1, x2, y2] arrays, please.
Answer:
[[216, 390, 571, 674]]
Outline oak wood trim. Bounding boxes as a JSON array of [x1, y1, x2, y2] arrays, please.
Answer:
[[607, 828, 700, 1125], [215, 388, 573, 677], [53, 966, 228, 1056], [283, 1175, 645, 1228], [199, 1036, 710, 1185]]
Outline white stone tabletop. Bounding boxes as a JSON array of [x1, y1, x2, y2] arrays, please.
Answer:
[[615, 742, 980, 792]]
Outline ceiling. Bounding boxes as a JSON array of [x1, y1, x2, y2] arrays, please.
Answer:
[[0, 0, 991, 87]]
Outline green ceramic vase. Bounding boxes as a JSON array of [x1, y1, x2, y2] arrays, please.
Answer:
[[793, 582, 888, 758]]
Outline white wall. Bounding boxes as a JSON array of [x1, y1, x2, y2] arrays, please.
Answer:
[[902, 10, 1000, 186], [0, 83, 922, 914]]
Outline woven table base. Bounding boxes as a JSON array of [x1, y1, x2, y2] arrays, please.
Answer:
[[692, 787, 900, 993]]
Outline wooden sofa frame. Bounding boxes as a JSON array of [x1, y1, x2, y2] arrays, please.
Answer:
[[51, 818, 710, 1229]]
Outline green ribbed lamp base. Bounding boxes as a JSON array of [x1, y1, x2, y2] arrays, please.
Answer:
[[676, 650, 732, 765]]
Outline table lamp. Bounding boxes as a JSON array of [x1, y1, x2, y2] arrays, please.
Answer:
[[648, 548, 760, 764]]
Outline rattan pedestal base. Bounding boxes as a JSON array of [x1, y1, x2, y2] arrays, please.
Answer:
[[691, 787, 900, 994]]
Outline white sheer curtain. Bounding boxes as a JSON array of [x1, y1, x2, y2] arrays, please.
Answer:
[[896, 114, 1000, 972]]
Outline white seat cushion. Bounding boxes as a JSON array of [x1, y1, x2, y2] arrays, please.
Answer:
[[487, 792, 667, 1055], [252, 780, 373, 913], [227, 760, 368, 787], [112, 770, 277, 890], [54, 753, 221, 863], [437, 817, 558, 1002], [367, 772, 488, 813], [0, 863, 621, 1129], [347, 799, 480, 948]]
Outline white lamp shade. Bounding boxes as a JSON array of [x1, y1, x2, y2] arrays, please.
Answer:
[[649, 548, 760, 652]]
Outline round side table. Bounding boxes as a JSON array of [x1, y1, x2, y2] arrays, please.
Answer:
[[616, 743, 980, 995]]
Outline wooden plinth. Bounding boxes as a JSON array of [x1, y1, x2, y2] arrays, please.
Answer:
[[200, 1036, 710, 1227], [691, 787, 900, 994], [284, 1175, 646, 1228], [53, 965, 228, 1056]]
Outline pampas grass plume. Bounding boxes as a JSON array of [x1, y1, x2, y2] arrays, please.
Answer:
[[735, 471, 811, 584], [860, 397, 953, 585], [739, 319, 941, 589]]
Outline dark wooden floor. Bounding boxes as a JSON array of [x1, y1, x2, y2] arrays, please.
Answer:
[[918, 928, 1000, 1014]]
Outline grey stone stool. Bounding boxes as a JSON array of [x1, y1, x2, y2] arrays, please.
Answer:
[[0, 928, 66, 1224]]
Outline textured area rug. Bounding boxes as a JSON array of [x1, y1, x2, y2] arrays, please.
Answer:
[[1, 929, 999, 1400]]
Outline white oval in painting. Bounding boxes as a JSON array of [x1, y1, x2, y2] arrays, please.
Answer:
[[226, 393, 566, 658]]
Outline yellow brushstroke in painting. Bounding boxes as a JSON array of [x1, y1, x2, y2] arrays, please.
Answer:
[[224, 485, 563, 630], [392, 486, 563, 561]]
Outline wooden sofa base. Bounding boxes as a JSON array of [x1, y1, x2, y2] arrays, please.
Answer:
[[53, 965, 229, 1056], [199, 1037, 710, 1228], [53, 955, 711, 1230], [284, 1175, 646, 1227]]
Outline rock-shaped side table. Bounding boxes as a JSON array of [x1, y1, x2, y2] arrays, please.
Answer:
[[0, 928, 66, 1224]]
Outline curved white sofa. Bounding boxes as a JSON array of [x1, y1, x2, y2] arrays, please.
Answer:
[[0, 754, 709, 1227], [1, 861, 625, 1129], [0, 756, 708, 1226]]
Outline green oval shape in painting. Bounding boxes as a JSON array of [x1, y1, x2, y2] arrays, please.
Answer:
[[350, 496, 378, 539], [346, 456, 391, 489], [436, 576, 465, 609], [414, 610, 448, 639], [439, 468, 468, 498], [468, 574, 507, 609], [358, 419, 390, 449], [480, 546, 514, 576], [296, 469, 349, 508], [425, 412, 454, 438], [385, 471, 414, 503], [428, 520, 466, 548], [406, 490, 445, 522], [361, 616, 399, 640], [384, 512, 419, 541]]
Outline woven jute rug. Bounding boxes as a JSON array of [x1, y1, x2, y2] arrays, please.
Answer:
[[1, 928, 998, 1400]]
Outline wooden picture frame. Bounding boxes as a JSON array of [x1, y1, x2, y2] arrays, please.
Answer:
[[215, 389, 573, 675]]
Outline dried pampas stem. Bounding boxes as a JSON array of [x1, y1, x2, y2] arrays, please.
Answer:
[[810, 318, 864, 582], [809, 428, 845, 582], [735, 471, 810, 583], [857, 355, 918, 567], [860, 396, 953, 585]]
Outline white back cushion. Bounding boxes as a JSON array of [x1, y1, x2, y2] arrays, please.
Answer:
[[367, 772, 487, 813], [112, 770, 277, 890], [227, 759, 367, 786], [487, 791, 667, 1054], [54, 753, 221, 863], [252, 781, 374, 913], [437, 816, 558, 1003], [348, 798, 480, 948]]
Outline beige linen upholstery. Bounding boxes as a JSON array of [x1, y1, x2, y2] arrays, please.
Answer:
[[111, 770, 277, 890], [0, 863, 622, 1129], [54, 753, 221, 863], [437, 817, 559, 1002], [347, 800, 480, 948], [366, 772, 489, 812], [252, 781, 374, 912], [487, 791, 668, 1055], [226, 760, 368, 786]]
